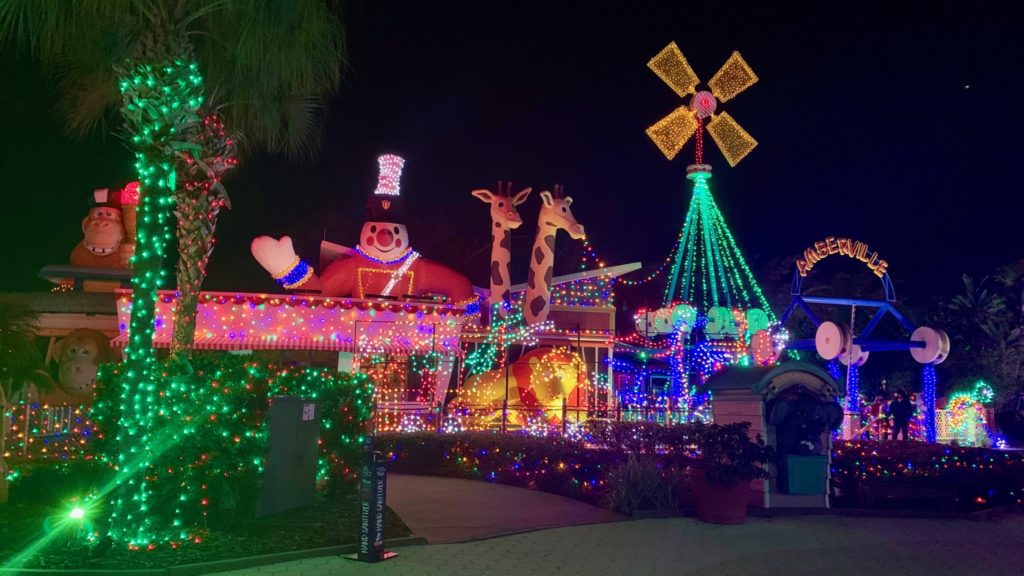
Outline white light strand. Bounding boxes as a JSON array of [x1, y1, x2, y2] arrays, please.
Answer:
[[380, 251, 420, 296]]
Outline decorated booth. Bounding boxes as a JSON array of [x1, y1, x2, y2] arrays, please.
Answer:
[[706, 361, 844, 509], [107, 155, 479, 432]]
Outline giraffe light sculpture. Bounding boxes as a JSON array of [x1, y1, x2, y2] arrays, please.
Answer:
[[524, 185, 585, 325], [472, 181, 532, 318]]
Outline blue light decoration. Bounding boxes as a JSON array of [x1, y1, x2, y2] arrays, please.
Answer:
[[826, 359, 842, 382], [846, 364, 860, 412], [273, 258, 314, 289], [922, 364, 937, 442]]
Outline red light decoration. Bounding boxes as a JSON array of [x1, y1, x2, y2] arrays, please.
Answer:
[[113, 290, 472, 354], [119, 181, 141, 206]]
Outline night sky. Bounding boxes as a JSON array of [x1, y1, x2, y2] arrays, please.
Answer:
[[1, 1, 1021, 313]]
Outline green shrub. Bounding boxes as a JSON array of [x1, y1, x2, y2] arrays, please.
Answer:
[[91, 354, 373, 541], [603, 454, 690, 515]]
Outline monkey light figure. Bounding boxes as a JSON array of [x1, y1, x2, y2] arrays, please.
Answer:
[[69, 184, 138, 292]]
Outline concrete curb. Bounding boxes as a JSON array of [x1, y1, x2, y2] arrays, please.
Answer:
[[0, 536, 429, 576], [632, 506, 1010, 521], [443, 517, 632, 545]]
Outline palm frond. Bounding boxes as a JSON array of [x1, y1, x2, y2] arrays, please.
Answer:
[[200, 0, 345, 160]]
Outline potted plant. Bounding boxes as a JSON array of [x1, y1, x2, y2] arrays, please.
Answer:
[[686, 421, 773, 524]]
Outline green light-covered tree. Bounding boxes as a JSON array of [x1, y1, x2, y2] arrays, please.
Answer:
[[0, 0, 345, 545]]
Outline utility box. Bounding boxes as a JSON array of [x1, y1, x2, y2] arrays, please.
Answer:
[[257, 396, 320, 517], [782, 455, 828, 495]]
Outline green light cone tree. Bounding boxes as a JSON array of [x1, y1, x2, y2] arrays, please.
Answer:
[[662, 168, 775, 316]]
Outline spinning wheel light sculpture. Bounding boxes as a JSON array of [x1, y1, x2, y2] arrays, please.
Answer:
[[647, 42, 759, 167]]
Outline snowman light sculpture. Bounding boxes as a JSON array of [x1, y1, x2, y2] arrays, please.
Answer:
[[251, 154, 476, 305]]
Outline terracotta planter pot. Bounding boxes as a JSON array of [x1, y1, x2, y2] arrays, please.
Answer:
[[685, 466, 750, 524]]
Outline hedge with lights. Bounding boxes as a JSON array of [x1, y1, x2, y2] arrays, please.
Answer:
[[377, 427, 698, 506], [91, 355, 373, 547], [377, 431, 1022, 513], [831, 440, 1024, 512]]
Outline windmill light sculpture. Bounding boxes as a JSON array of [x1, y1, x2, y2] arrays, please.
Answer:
[[646, 42, 759, 167], [626, 42, 781, 416]]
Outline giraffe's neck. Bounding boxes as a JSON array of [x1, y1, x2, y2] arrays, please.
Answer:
[[524, 219, 557, 324], [489, 226, 513, 316]]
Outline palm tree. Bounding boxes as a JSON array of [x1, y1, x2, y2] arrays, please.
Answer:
[[1, 0, 344, 543], [945, 274, 1024, 397], [171, 109, 237, 355], [1, 1, 344, 355]]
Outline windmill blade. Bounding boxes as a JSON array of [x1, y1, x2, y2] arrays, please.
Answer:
[[708, 51, 758, 103], [648, 42, 700, 98], [706, 112, 757, 167], [646, 105, 698, 160]]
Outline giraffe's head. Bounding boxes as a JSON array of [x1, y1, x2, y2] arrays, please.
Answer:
[[472, 181, 532, 231], [539, 184, 585, 240]]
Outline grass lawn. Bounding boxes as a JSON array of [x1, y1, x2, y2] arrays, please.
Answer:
[[0, 489, 411, 570]]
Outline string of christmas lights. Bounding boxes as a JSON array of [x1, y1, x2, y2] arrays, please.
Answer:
[[922, 364, 937, 443], [109, 54, 206, 547], [846, 364, 860, 412], [1, 403, 95, 461], [663, 169, 774, 314], [172, 112, 238, 354], [550, 240, 615, 308]]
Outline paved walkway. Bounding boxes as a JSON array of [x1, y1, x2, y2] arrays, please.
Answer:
[[385, 473, 624, 543], [212, 514, 1024, 576]]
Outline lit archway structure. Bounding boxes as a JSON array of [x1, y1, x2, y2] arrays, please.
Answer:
[[779, 236, 949, 441]]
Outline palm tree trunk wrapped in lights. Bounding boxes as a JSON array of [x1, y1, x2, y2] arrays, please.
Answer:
[[110, 29, 204, 543], [172, 112, 237, 355]]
